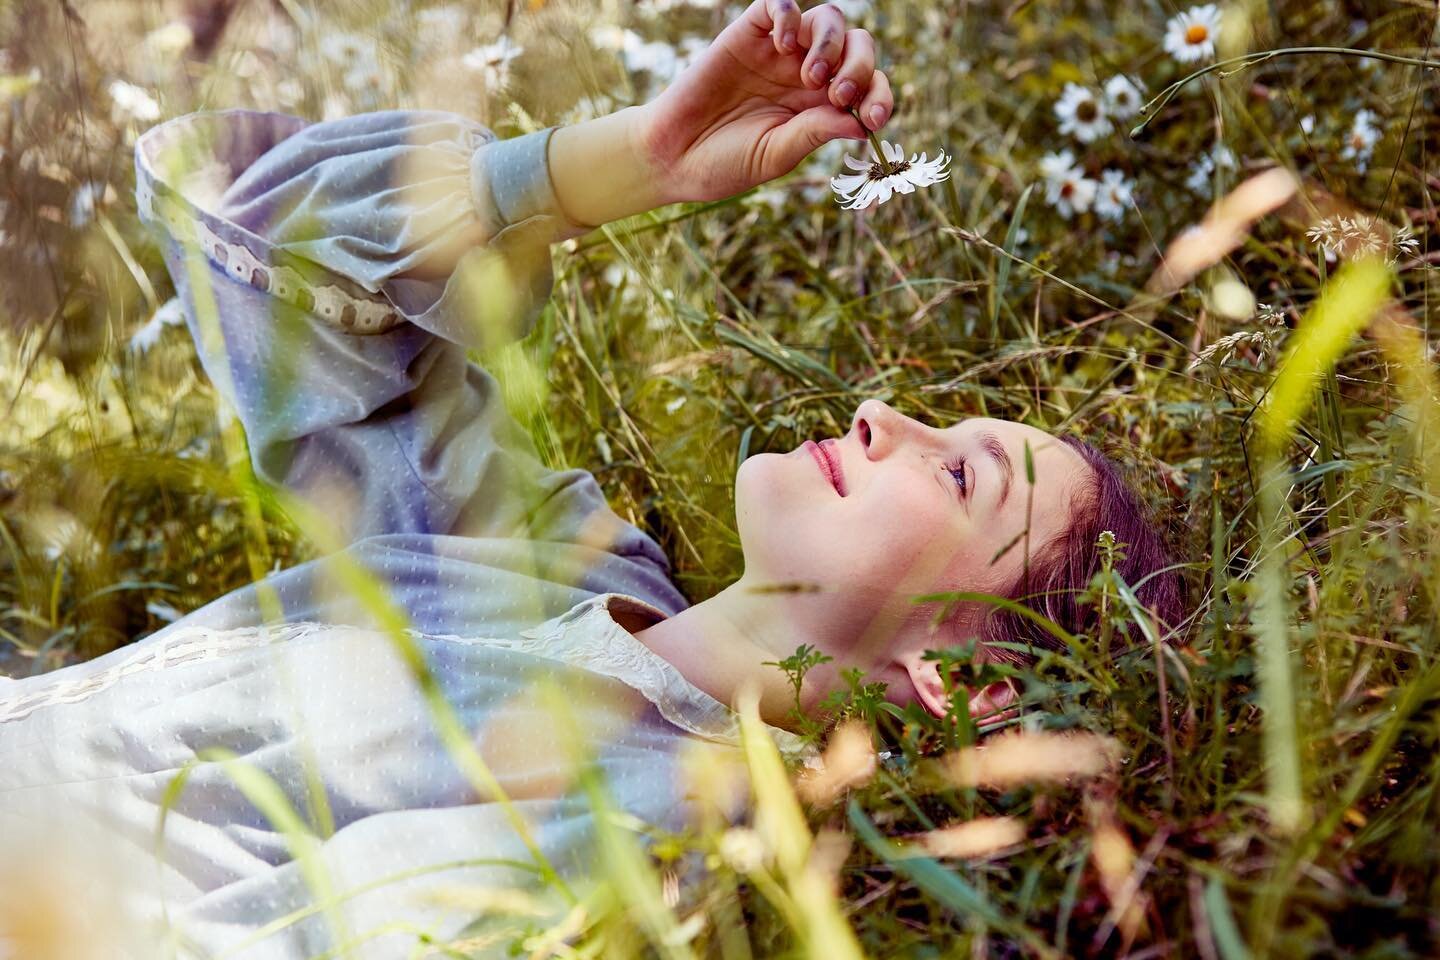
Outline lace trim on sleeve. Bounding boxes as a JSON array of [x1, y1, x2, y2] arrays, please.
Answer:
[[136, 112, 405, 336]]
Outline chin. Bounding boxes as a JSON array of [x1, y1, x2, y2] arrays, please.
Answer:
[[734, 453, 824, 580], [732, 452, 782, 570]]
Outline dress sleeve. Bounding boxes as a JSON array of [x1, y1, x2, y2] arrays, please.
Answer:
[[131, 110, 686, 619], [137, 109, 593, 351]]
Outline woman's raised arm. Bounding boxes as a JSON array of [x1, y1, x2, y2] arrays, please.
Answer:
[[548, 0, 894, 227]]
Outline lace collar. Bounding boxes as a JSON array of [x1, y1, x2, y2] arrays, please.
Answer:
[[1, 593, 808, 755], [512, 593, 807, 753]]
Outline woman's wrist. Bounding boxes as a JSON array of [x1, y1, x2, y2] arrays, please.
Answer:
[[547, 103, 679, 229]]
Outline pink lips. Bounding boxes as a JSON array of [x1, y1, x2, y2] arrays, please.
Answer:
[[803, 439, 847, 496]]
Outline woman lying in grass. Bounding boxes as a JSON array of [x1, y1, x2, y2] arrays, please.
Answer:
[[0, 0, 1181, 954]]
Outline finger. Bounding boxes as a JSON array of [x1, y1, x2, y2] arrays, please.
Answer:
[[798, 3, 846, 89], [768, 102, 868, 176], [759, 0, 802, 55], [828, 28, 875, 110], [856, 68, 893, 131]]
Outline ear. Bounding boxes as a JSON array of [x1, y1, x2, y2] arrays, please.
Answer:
[[902, 653, 1019, 727]]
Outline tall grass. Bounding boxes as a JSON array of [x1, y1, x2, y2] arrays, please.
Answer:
[[2, 0, 1439, 955]]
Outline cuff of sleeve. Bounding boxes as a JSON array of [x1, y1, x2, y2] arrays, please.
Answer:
[[472, 127, 596, 244]]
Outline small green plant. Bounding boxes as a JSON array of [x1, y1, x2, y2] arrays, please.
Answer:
[[762, 642, 834, 739]]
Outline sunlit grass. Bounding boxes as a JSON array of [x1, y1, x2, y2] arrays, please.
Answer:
[[2, 0, 1439, 956]]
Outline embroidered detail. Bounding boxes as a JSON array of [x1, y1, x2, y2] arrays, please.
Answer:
[[1, 597, 805, 754], [135, 117, 404, 337], [510, 595, 746, 745], [0, 608, 721, 737], [0, 622, 317, 723], [181, 218, 402, 335]]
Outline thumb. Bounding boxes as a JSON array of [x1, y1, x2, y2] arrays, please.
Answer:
[[766, 104, 868, 177]]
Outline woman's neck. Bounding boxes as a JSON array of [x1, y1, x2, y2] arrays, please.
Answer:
[[629, 575, 842, 729]]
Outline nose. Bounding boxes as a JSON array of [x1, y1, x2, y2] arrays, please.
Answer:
[[851, 398, 919, 460]]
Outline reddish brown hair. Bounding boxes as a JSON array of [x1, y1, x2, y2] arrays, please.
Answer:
[[980, 435, 1186, 662]]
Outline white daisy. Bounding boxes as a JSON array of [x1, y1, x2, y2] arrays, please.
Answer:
[[1163, 4, 1222, 64], [1102, 75, 1144, 119], [1054, 83, 1112, 143], [108, 79, 160, 122], [1185, 143, 1238, 193], [1299, 114, 1315, 135], [1340, 108, 1381, 172], [1039, 149, 1079, 183], [1039, 151, 1097, 219], [830, 140, 951, 211], [1094, 169, 1135, 222], [462, 36, 524, 90]]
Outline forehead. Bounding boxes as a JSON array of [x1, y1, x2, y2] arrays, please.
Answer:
[[941, 416, 1068, 458]]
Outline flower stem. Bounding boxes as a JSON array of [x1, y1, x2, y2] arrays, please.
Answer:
[[848, 108, 892, 174], [1131, 45, 1440, 137]]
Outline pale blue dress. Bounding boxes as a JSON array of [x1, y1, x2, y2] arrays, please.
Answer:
[[0, 111, 781, 958]]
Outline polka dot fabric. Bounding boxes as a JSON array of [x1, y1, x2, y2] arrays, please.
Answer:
[[0, 110, 788, 959]]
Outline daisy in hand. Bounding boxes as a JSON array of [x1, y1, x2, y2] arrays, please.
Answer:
[[829, 126, 951, 210]]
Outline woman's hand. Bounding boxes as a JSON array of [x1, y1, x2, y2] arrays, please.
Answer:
[[547, 1, 892, 230], [639, 0, 894, 205]]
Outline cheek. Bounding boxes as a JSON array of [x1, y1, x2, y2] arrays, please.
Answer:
[[846, 482, 974, 588]]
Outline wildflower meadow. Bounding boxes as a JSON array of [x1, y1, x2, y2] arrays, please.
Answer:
[[1, 0, 1438, 956]]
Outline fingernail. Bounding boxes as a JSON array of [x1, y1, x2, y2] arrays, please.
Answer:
[[810, 60, 830, 83], [782, 30, 797, 52], [835, 79, 857, 106], [870, 104, 887, 127]]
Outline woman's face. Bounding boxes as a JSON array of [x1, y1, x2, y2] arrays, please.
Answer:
[[734, 399, 1092, 662]]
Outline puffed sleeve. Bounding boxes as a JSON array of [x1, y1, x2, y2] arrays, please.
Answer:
[[137, 109, 593, 352], [131, 109, 688, 614]]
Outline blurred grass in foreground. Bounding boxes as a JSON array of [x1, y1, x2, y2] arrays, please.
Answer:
[[3, 0, 1440, 956]]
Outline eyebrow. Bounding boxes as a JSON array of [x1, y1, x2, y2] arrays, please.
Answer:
[[978, 431, 1014, 509]]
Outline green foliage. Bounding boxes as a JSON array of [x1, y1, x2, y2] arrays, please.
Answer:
[[3, 0, 1440, 957]]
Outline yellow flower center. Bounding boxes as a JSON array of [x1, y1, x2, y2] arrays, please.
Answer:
[[1185, 23, 1210, 44]]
